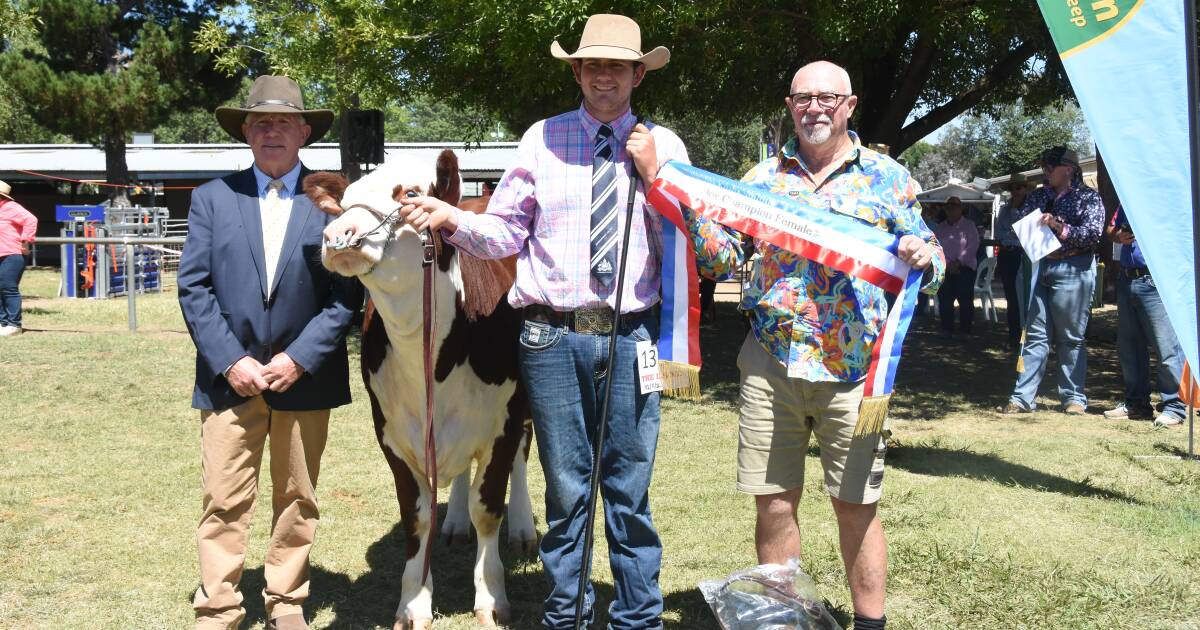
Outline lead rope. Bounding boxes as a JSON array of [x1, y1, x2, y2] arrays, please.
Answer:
[[420, 228, 438, 587]]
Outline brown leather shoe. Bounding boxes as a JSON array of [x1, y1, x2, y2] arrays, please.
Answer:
[[1064, 403, 1086, 415], [995, 401, 1032, 414], [266, 614, 308, 630]]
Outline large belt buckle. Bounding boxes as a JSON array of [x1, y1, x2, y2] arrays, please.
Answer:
[[574, 307, 613, 335]]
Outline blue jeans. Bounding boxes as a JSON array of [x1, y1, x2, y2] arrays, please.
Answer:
[[0, 254, 25, 327], [1010, 255, 1095, 410], [1117, 273, 1186, 416], [519, 310, 663, 630]]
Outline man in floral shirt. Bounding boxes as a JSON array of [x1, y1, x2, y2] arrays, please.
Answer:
[[686, 61, 944, 630], [997, 146, 1104, 416]]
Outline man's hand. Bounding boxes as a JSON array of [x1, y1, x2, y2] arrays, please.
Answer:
[[226, 356, 269, 398], [626, 123, 659, 183], [897, 235, 937, 270], [401, 196, 461, 234], [262, 352, 305, 393], [19, 241, 31, 256]]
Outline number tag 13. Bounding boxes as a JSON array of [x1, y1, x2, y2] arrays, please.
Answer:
[[636, 339, 664, 394]]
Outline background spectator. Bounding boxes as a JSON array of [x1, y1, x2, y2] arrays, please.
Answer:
[[0, 180, 37, 337], [932, 196, 978, 334], [1104, 205, 1187, 427]]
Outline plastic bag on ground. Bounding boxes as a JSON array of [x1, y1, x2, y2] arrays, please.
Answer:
[[698, 559, 842, 630]]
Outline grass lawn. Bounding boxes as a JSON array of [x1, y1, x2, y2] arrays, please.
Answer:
[[1, 268, 1197, 629]]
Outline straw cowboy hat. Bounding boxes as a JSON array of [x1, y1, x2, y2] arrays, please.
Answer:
[[0, 180, 12, 201], [215, 75, 334, 145], [550, 14, 670, 71]]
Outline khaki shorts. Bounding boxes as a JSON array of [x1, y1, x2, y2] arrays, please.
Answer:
[[735, 333, 889, 504]]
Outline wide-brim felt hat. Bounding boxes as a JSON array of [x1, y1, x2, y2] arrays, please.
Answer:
[[0, 180, 11, 200], [215, 75, 334, 145], [550, 14, 670, 71]]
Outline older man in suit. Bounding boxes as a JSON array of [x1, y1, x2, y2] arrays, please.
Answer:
[[178, 75, 361, 630]]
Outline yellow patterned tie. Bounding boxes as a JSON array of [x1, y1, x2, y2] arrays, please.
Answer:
[[263, 179, 285, 294]]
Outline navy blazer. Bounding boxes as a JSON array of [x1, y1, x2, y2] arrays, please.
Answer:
[[178, 165, 362, 411]]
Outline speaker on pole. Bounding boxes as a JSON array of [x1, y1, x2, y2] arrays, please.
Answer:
[[340, 109, 385, 172]]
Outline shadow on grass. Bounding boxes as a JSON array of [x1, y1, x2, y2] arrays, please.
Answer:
[[887, 440, 1142, 504], [229, 514, 725, 629]]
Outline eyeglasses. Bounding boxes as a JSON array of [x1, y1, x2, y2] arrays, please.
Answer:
[[788, 92, 850, 109]]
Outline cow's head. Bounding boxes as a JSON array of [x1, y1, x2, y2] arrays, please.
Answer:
[[305, 150, 461, 278]]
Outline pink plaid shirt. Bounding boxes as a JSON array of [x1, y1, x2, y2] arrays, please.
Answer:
[[447, 104, 690, 313], [0, 199, 37, 258]]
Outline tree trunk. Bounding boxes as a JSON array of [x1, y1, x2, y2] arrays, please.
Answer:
[[104, 133, 131, 206]]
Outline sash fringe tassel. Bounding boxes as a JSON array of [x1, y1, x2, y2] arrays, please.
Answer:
[[854, 394, 890, 437], [659, 360, 701, 401]]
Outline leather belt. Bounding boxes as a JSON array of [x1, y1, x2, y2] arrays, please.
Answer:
[[1045, 247, 1092, 261], [1123, 266, 1151, 279], [524, 304, 651, 335]]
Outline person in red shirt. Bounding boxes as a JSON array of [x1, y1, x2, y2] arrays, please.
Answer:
[[0, 180, 37, 336]]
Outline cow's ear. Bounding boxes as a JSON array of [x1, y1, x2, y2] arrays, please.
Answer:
[[431, 149, 461, 206], [303, 172, 349, 215]]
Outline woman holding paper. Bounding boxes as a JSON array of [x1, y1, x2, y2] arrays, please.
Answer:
[[997, 146, 1105, 415]]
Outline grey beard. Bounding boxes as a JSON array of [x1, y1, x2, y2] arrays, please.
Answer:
[[802, 123, 832, 145]]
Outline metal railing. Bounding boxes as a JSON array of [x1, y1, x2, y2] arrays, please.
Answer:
[[36, 236, 186, 333]]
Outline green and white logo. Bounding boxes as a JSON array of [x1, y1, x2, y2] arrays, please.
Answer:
[[1037, 0, 1144, 58]]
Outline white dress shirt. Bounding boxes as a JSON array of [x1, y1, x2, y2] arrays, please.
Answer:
[[252, 163, 301, 295]]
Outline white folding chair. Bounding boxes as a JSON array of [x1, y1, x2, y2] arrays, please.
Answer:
[[973, 256, 998, 322]]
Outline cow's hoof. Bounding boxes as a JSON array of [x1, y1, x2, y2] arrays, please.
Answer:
[[393, 619, 433, 630], [474, 604, 511, 627]]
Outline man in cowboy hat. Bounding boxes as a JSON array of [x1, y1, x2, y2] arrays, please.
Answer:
[[399, 13, 727, 630], [0, 180, 37, 336], [178, 75, 361, 630]]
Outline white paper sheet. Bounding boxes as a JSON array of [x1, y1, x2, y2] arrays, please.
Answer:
[[1012, 210, 1062, 262]]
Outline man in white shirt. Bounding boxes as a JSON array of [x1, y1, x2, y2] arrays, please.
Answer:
[[178, 75, 361, 630]]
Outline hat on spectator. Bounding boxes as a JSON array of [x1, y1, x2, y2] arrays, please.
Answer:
[[1041, 146, 1079, 168], [0, 180, 11, 201], [215, 75, 333, 145], [550, 14, 670, 71]]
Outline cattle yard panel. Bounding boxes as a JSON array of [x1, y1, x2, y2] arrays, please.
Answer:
[[55, 205, 170, 298]]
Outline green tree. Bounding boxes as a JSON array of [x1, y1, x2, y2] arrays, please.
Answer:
[[152, 77, 251, 144], [385, 95, 517, 143], [204, 0, 1067, 155], [903, 99, 1091, 188], [0, 0, 239, 202]]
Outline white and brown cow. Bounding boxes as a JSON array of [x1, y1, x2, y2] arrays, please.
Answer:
[[305, 152, 534, 629]]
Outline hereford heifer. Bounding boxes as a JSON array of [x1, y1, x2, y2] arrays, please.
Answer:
[[305, 152, 534, 629]]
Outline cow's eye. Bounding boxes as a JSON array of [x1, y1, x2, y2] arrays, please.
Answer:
[[406, 190, 419, 198]]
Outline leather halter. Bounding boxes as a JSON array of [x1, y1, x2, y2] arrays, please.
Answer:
[[326, 202, 405, 251], [325, 197, 439, 585]]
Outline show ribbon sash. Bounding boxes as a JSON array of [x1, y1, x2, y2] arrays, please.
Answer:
[[648, 160, 925, 436], [653, 177, 703, 400]]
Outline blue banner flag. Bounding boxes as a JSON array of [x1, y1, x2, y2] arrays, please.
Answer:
[[1036, 0, 1199, 379]]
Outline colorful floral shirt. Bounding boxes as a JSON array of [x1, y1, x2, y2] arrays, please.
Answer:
[[685, 133, 945, 383], [1017, 182, 1104, 252]]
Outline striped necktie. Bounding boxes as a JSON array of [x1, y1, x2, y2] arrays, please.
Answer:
[[590, 124, 619, 286]]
